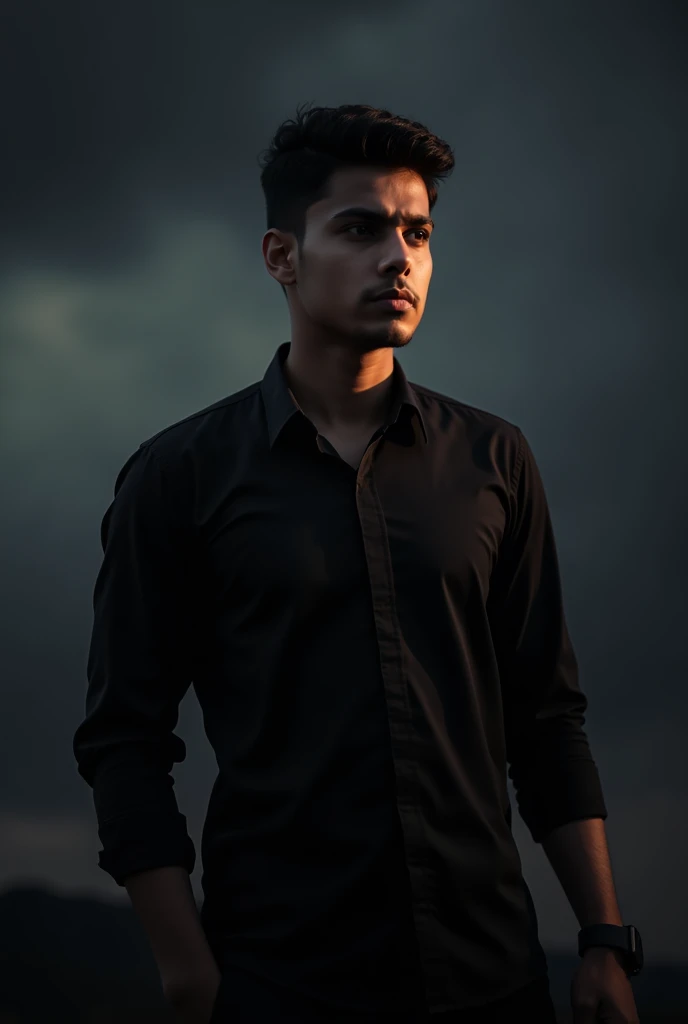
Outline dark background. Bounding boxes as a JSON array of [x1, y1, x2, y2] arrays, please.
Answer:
[[1, 0, 686, 1016]]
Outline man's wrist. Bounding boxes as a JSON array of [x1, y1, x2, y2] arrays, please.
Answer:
[[582, 945, 627, 971]]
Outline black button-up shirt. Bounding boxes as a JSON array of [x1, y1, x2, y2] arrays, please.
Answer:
[[73, 340, 608, 1015]]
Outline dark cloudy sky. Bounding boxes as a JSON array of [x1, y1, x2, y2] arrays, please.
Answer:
[[1, 1, 686, 962]]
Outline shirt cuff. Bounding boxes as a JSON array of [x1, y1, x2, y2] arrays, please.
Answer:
[[518, 757, 609, 844], [97, 810, 196, 886]]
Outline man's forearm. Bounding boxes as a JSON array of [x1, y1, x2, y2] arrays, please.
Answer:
[[541, 816, 623, 928], [124, 865, 219, 992]]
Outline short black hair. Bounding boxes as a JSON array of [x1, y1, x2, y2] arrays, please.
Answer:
[[258, 102, 455, 299]]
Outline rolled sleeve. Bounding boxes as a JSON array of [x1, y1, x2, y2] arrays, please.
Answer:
[[73, 443, 197, 885], [490, 429, 608, 844]]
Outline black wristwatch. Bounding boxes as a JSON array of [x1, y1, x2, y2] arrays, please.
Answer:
[[578, 924, 643, 977]]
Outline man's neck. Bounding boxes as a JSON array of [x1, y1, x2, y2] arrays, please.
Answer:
[[283, 339, 396, 436]]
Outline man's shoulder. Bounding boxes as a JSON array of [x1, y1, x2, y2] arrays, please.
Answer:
[[409, 379, 522, 440], [137, 380, 262, 464]]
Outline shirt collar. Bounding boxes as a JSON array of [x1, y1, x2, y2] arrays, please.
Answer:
[[260, 341, 429, 450]]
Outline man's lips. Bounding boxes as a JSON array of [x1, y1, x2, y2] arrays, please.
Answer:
[[373, 289, 414, 304], [373, 297, 414, 311]]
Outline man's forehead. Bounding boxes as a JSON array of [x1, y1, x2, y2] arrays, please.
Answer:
[[315, 167, 429, 217]]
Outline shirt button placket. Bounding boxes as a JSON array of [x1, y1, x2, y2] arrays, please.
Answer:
[[355, 456, 436, 996]]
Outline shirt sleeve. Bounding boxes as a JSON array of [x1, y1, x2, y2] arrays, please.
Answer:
[[73, 442, 197, 885], [489, 428, 608, 844]]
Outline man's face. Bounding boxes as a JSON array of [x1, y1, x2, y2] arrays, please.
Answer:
[[264, 165, 434, 352]]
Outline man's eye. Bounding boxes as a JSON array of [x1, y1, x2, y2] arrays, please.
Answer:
[[345, 225, 429, 241]]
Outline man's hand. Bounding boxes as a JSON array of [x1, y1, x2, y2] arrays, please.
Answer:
[[571, 947, 640, 1022], [163, 967, 224, 1024]]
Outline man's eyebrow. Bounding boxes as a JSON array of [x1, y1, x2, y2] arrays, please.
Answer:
[[328, 206, 434, 230]]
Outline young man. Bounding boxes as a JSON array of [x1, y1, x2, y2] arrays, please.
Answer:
[[73, 103, 641, 1023]]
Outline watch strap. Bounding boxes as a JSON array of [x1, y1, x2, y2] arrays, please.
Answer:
[[578, 924, 643, 976]]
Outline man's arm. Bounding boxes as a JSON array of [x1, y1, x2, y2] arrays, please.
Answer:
[[488, 430, 634, 976], [72, 444, 217, 990], [541, 817, 623, 928], [125, 866, 221, 999], [489, 428, 609, 844], [541, 817, 627, 969]]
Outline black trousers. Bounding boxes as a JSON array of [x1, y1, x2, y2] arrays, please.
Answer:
[[210, 967, 559, 1023]]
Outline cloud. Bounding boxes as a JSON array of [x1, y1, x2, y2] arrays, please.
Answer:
[[0, 206, 282, 494], [0, 812, 97, 893]]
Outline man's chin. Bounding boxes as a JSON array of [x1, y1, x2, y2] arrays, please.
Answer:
[[350, 325, 415, 352]]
